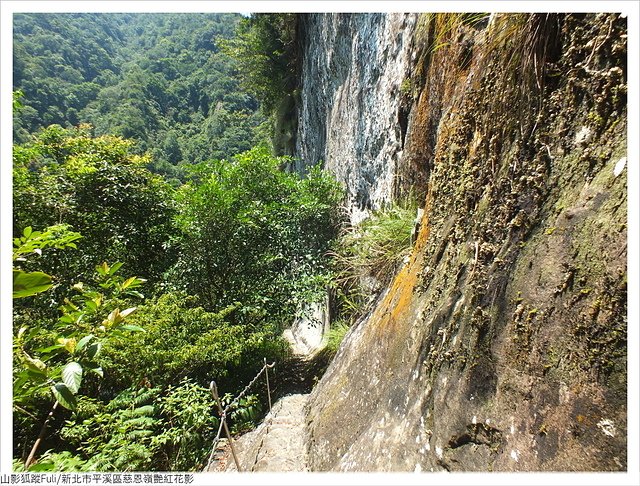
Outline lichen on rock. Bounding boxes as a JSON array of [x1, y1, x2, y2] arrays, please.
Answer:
[[300, 12, 627, 472]]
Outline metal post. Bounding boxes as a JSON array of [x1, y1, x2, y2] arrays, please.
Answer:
[[210, 381, 242, 472], [264, 358, 272, 413]]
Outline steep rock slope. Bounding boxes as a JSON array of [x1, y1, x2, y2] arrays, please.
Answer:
[[302, 13, 627, 472], [295, 13, 418, 221]]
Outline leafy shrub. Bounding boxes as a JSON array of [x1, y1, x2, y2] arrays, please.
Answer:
[[154, 380, 220, 471], [222, 393, 262, 435], [59, 380, 222, 471], [12, 139, 341, 472], [12, 224, 82, 299], [61, 387, 161, 471], [13, 450, 94, 472], [171, 146, 342, 330], [13, 124, 177, 299], [101, 292, 288, 393], [13, 258, 146, 467]]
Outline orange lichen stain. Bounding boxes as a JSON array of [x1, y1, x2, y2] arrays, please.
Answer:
[[413, 202, 432, 254], [371, 206, 432, 339]]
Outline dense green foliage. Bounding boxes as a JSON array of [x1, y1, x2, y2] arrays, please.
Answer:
[[12, 13, 346, 473], [13, 14, 121, 135], [14, 381, 223, 472], [101, 292, 288, 393], [13, 256, 147, 468], [60, 381, 220, 471], [13, 135, 341, 471], [13, 224, 82, 299], [13, 124, 176, 305], [13, 13, 267, 179], [219, 14, 298, 114], [172, 147, 342, 322]]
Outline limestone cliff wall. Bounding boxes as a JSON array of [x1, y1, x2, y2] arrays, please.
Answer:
[[300, 13, 628, 472], [295, 13, 418, 222]]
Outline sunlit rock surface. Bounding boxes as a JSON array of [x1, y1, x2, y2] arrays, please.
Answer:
[[295, 13, 418, 222], [301, 13, 627, 472]]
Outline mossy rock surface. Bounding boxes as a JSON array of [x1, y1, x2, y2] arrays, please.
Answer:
[[304, 13, 627, 472]]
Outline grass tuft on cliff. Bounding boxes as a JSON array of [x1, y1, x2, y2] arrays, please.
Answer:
[[330, 199, 418, 320]]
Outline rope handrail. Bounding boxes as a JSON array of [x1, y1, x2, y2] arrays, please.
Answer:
[[222, 359, 275, 415], [206, 357, 276, 472]]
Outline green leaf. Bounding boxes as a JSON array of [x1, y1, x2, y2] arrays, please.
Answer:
[[23, 355, 47, 375], [135, 404, 155, 415], [76, 335, 94, 352], [86, 342, 102, 359], [119, 324, 145, 332], [23, 226, 32, 238], [62, 298, 80, 312], [13, 270, 53, 298], [51, 383, 77, 410], [96, 262, 109, 276], [57, 337, 77, 353], [125, 290, 144, 299], [105, 309, 122, 326], [17, 327, 28, 340], [28, 461, 55, 472], [85, 300, 98, 312], [119, 307, 137, 318], [25, 369, 49, 384], [108, 262, 124, 275], [58, 315, 75, 324], [61, 362, 82, 394], [90, 367, 104, 378], [34, 344, 65, 354], [121, 276, 138, 290], [82, 360, 100, 370]]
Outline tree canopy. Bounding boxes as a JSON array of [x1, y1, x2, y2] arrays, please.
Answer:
[[13, 13, 267, 179]]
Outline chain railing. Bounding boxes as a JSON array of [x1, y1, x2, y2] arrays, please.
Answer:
[[206, 358, 276, 472]]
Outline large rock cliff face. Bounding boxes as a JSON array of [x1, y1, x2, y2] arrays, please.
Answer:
[[298, 13, 628, 472], [295, 13, 418, 222]]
